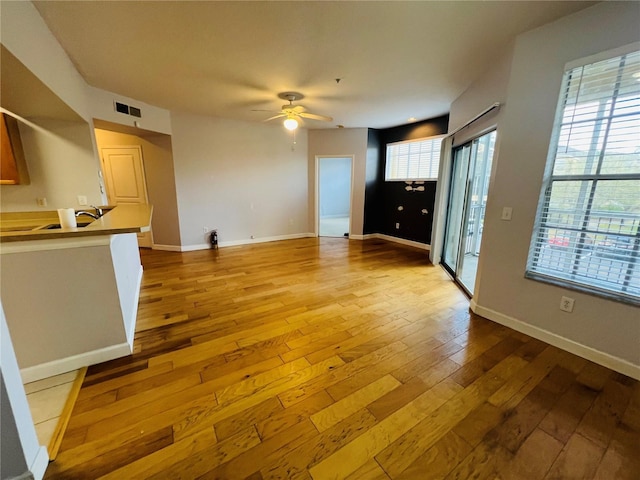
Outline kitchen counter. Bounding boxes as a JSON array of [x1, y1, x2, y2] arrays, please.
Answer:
[[0, 204, 152, 382], [0, 204, 152, 242]]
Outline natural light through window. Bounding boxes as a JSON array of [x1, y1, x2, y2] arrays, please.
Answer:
[[526, 48, 640, 304], [386, 136, 444, 181]]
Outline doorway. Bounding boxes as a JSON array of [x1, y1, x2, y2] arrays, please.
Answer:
[[317, 156, 353, 238], [100, 146, 154, 248], [442, 130, 496, 295]]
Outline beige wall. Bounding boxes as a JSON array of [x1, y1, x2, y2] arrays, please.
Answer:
[[1, 303, 47, 480], [0, 1, 90, 121], [463, 2, 640, 373], [307, 128, 369, 236], [0, 119, 103, 211], [1, 2, 174, 215], [94, 128, 181, 247], [170, 111, 310, 247], [89, 86, 172, 136]]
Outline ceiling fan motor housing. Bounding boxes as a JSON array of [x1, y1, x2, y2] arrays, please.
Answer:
[[278, 91, 304, 102]]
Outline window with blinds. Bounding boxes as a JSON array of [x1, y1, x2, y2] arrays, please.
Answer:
[[385, 136, 444, 181], [526, 48, 640, 305]]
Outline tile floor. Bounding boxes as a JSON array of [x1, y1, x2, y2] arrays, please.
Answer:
[[319, 215, 350, 237], [24, 369, 81, 454]]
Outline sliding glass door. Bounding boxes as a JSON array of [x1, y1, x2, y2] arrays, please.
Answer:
[[442, 130, 496, 295]]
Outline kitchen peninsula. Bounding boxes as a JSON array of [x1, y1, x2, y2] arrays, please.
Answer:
[[0, 204, 152, 382]]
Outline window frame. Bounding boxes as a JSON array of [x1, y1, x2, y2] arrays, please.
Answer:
[[525, 45, 640, 306], [385, 135, 445, 182]]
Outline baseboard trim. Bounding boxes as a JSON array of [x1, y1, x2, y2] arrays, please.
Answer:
[[20, 342, 132, 384], [470, 300, 640, 380], [180, 233, 315, 252], [355, 233, 430, 251], [152, 244, 182, 252], [176, 233, 429, 252]]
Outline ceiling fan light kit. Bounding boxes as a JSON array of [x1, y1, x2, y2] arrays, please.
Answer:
[[256, 91, 333, 130], [283, 117, 298, 130]]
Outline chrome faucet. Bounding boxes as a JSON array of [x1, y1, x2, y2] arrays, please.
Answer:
[[75, 205, 104, 220], [75, 210, 100, 220], [91, 205, 104, 217]]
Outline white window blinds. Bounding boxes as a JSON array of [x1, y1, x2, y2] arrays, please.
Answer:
[[526, 48, 640, 304], [386, 136, 444, 181]]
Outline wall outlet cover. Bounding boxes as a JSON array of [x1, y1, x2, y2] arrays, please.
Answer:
[[560, 296, 575, 313]]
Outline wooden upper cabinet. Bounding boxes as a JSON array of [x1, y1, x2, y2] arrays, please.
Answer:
[[1, 113, 29, 185]]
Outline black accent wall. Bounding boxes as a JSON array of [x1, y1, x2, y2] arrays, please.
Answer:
[[364, 115, 449, 244]]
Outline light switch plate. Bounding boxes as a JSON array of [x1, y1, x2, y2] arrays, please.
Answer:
[[501, 207, 513, 221]]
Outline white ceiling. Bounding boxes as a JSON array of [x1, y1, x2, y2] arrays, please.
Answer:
[[33, 1, 595, 129]]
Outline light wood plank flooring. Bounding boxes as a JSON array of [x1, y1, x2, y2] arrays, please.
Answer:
[[25, 368, 85, 459], [45, 237, 640, 479]]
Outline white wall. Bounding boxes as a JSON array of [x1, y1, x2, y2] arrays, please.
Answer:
[[1, 303, 48, 480], [465, 2, 640, 375], [110, 233, 143, 347], [448, 41, 514, 139], [89, 86, 172, 135], [170, 111, 310, 248], [308, 129, 368, 236], [1, 2, 174, 215], [1, 118, 103, 211], [432, 43, 514, 264], [1, 239, 128, 371], [94, 128, 182, 247], [0, 1, 90, 121]]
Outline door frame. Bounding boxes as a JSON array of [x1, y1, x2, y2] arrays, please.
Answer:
[[436, 129, 497, 296], [100, 145, 154, 248], [441, 142, 474, 284], [314, 155, 355, 237]]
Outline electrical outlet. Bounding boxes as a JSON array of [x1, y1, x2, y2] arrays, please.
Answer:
[[77, 195, 88, 206], [36, 197, 47, 207], [560, 296, 575, 313], [395, 222, 400, 229], [202, 226, 208, 234]]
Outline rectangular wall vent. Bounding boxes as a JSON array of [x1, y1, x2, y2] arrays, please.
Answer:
[[114, 101, 142, 118], [114, 102, 129, 114]]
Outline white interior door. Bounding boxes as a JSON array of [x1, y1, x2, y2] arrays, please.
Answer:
[[101, 146, 153, 248]]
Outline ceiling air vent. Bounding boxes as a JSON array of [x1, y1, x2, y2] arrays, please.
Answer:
[[114, 101, 142, 118]]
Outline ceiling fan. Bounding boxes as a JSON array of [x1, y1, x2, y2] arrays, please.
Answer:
[[255, 92, 333, 130]]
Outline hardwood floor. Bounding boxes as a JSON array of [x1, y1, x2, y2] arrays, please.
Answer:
[[44, 237, 639, 479]]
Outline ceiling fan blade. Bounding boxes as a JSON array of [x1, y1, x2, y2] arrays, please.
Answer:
[[292, 105, 305, 113], [251, 109, 280, 113], [264, 113, 286, 122], [299, 112, 333, 122]]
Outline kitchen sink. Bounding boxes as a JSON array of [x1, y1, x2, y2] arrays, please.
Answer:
[[44, 222, 93, 229]]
